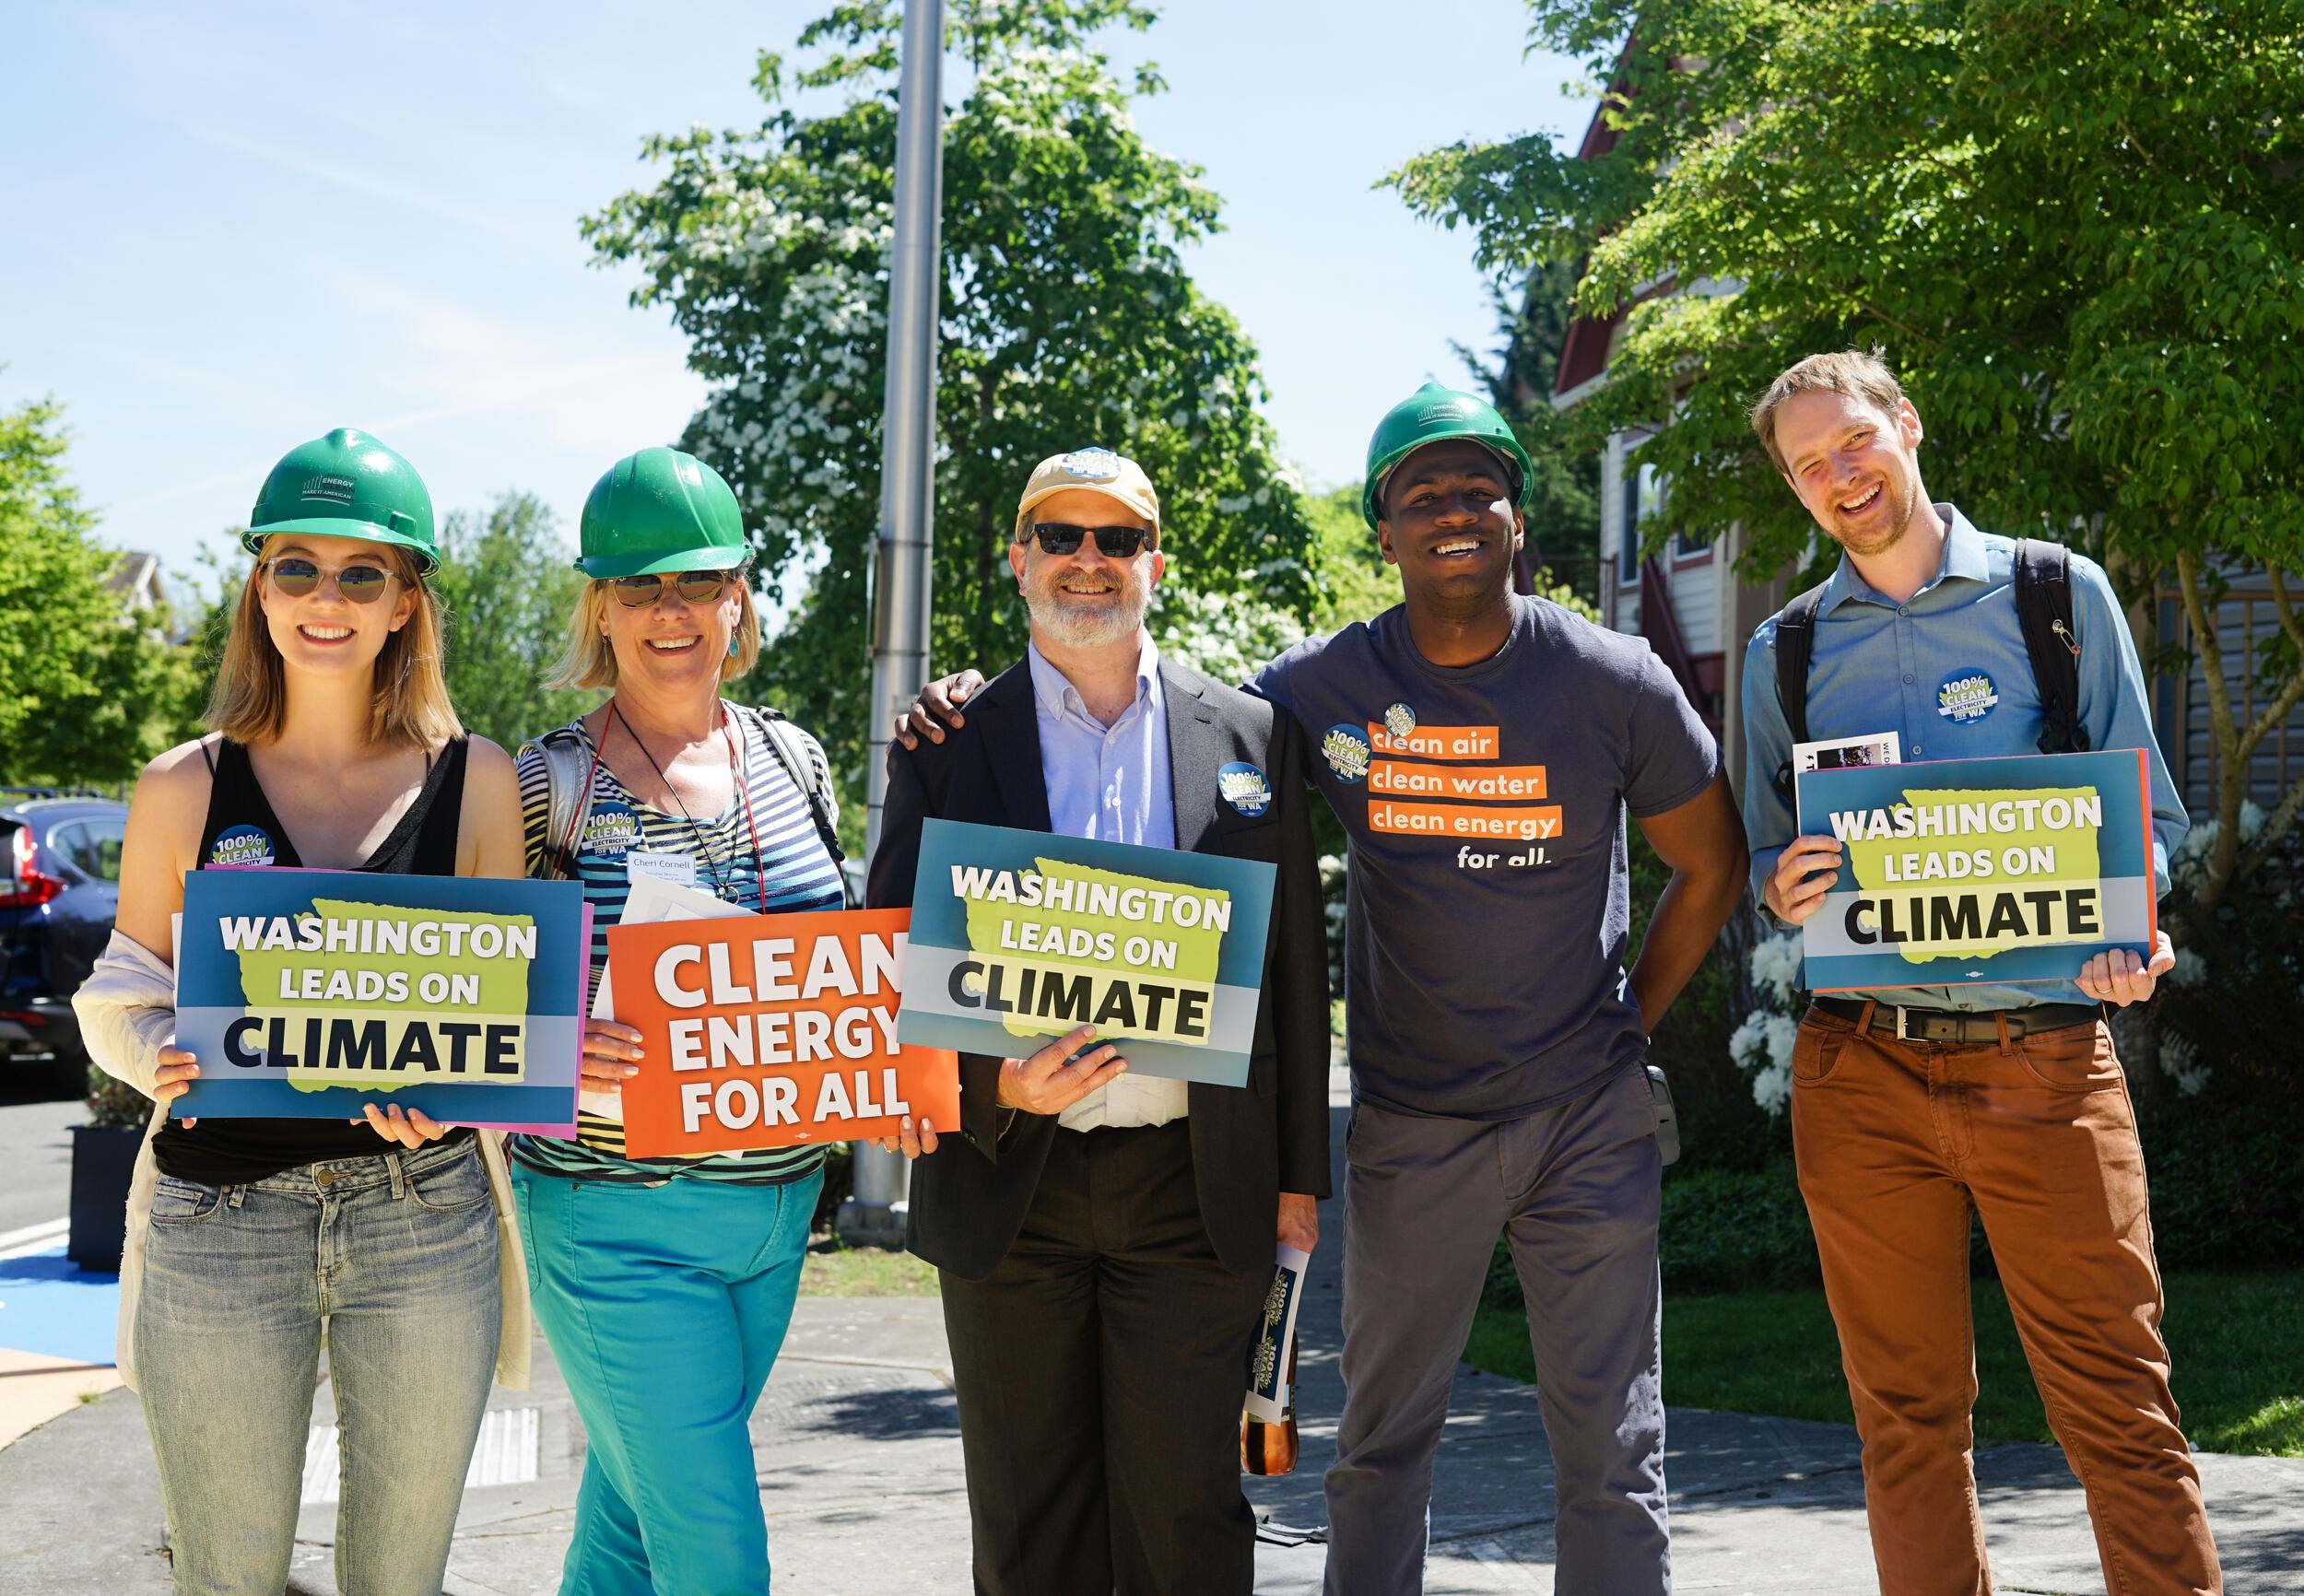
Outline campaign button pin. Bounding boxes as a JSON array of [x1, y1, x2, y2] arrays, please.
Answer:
[[1935, 670, 1999, 723], [1322, 723, 1372, 783], [581, 802, 642, 859], [209, 824, 275, 868], [1217, 761, 1273, 817]]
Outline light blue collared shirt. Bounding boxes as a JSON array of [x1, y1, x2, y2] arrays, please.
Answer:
[[1739, 504, 2188, 1012], [1028, 635, 1176, 851], [1027, 633, 1186, 1128]]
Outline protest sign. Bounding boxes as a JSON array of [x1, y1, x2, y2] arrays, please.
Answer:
[[176, 869, 586, 1125], [896, 818, 1277, 1087], [1794, 749, 2156, 991], [606, 908, 960, 1156]]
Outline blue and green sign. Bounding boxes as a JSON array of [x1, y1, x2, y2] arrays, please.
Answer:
[[895, 819, 1277, 1087], [175, 869, 587, 1123], [1794, 749, 2157, 991]]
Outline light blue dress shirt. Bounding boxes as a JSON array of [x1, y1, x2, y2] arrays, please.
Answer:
[[1028, 634, 1188, 1126], [1739, 504, 2188, 1013]]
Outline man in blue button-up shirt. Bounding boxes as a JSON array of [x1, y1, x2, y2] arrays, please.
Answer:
[[1738, 350, 2219, 1596]]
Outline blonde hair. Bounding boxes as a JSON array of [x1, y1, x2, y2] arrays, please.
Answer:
[[206, 544, 461, 749], [547, 576, 762, 692], [1749, 348, 1908, 475]]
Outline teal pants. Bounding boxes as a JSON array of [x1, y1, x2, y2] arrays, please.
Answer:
[[513, 1164, 822, 1596]]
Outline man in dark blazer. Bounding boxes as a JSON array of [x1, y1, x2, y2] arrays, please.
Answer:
[[867, 446, 1331, 1596]]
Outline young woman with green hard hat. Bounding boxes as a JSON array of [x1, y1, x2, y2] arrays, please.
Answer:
[[73, 427, 531, 1595], [502, 443, 880, 1592]]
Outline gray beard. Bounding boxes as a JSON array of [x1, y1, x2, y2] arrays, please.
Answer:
[[1027, 588, 1146, 649]]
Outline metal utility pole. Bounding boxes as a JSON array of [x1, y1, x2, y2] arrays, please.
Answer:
[[842, 0, 946, 1247]]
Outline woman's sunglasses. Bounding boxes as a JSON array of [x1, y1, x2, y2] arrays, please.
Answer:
[[1023, 522, 1156, 558], [264, 557, 397, 604], [608, 569, 742, 607]]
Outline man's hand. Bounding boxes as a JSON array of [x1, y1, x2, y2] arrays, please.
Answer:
[[1763, 835, 1844, 925], [996, 1024, 1127, 1115], [2079, 930, 2175, 1008], [1277, 1192, 1319, 1253], [892, 670, 988, 750]]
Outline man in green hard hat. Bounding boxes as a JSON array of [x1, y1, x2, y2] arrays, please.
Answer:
[[897, 382, 1749, 1592]]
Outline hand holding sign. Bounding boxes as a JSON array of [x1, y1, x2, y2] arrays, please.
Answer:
[[153, 1046, 200, 1126], [995, 1024, 1127, 1116], [2081, 929, 2175, 1006], [1765, 836, 1845, 925]]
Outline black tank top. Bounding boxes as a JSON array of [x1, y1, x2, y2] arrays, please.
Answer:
[[157, 737, 476, 1185]]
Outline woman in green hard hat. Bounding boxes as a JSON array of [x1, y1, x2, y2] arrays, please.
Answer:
[[505, 444, 874, 1591], [75, 428, 531, 1593]]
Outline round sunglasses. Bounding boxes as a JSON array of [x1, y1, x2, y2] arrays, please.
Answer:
[[607, 569, 743, 608], [1021, 522, 1157, 557], [264, 557, 397, 604]]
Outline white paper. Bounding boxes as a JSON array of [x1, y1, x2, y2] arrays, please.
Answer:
[[1243, 1241, 1311, 1424], [582, 874, 755, 1123], [1792, 730, 1902, 775]]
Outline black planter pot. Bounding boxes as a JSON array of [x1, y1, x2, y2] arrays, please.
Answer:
[[68, 1125, 140, 1273]]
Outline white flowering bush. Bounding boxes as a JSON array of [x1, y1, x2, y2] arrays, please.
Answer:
[[1726, 927, 1805, 1115], [584, 1, 1322, 793]]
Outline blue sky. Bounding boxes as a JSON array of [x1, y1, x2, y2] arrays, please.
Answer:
[[1, 2, 1594, 590]]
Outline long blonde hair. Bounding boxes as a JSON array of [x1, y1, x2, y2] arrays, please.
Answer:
[[546, 577, 761, 693], [206, 543, 462, 749]]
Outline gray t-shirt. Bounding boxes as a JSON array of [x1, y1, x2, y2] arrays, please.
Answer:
[[1252, 595, 1719, 1119]]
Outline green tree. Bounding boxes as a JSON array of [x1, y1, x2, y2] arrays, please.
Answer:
[[582, 0, 1321, 797], [0, 396, 187, 784], [1458, 259, 1600, 594], [433, 491, 591, 748], [1392, 0, 2304, 916]]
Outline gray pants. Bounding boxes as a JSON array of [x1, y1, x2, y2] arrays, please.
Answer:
[[1322, 1064, 1669, 1595]]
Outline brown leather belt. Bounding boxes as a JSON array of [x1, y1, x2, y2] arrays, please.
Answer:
[[1809, 996, 2103, 1045]]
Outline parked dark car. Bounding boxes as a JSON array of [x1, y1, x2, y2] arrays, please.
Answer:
[[0, 789, 126, 1092]]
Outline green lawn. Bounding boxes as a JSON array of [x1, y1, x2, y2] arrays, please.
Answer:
[[797, 1238, 942, 1297], [1464, 1270, 2303, 1458]]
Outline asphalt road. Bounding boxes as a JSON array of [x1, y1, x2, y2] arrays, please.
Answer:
[[0, 1074, 87, 1238]]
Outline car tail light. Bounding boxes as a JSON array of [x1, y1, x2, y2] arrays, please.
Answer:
[[0, 828, 65, 909]]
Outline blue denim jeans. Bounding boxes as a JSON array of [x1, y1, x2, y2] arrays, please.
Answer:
[[135, 1136, 501, 1596], [513, 1164, 821, 1596]]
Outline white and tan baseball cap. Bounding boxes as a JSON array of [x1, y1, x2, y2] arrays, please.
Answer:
[[1013, 447, 1161, 542]]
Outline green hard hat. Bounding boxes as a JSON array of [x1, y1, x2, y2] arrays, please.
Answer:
[[576, 446, 748, 578], [243, 428, 438, 573], [1360, 381, 1535, 531]]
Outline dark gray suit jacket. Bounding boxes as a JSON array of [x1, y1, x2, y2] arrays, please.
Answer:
[[866, 654, 1332, 1280]]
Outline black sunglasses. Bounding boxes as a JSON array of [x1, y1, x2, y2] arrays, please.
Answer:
[[265, 557, 396, 604], [1022, 522, 1157, 558], [607, 569, 742, 608]]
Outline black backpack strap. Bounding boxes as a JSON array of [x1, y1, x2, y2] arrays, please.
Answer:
[[1769, 581, 1829, 807], [2014, 539, 2088, 755]]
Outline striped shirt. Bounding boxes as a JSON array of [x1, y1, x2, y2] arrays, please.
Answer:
[[508, 704, 846, 1185]]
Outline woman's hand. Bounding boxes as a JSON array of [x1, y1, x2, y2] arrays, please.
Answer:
[[874, 1116, 940, 1159], [353, 1101, 452, 1148], [154, 1045, 199, 1128], [579, 1019, 646, 1096]]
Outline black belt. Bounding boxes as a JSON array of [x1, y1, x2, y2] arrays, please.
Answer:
[[1810, 996, 2103, 1045]]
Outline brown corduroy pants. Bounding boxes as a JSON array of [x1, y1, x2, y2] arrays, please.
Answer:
[[1788, 1004, 2222, 1596]]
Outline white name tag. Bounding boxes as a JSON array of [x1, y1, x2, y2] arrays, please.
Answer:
[[626, 850, 699, 888]]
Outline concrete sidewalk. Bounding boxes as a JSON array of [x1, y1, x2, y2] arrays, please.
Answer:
[[5, 1074, 2299, 1593]]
